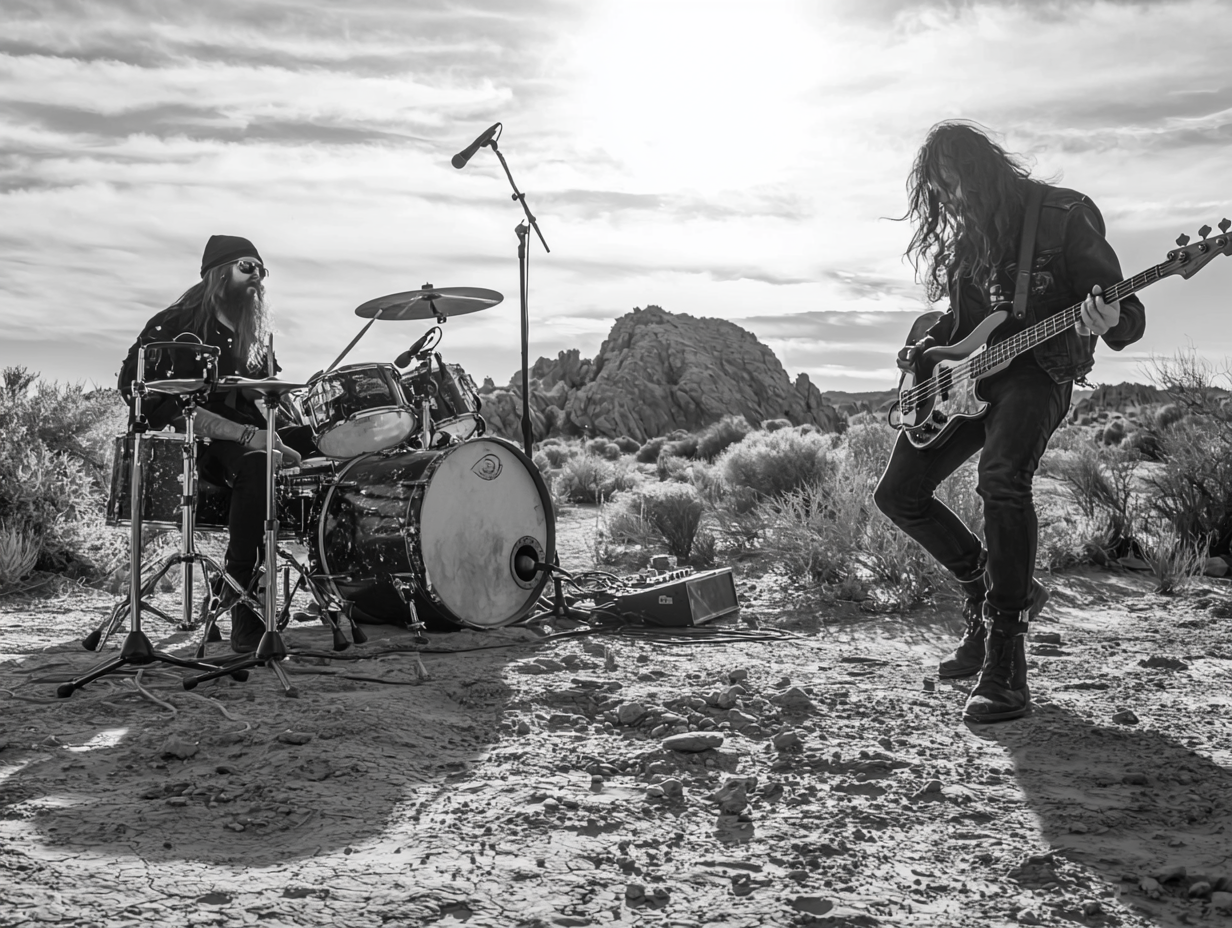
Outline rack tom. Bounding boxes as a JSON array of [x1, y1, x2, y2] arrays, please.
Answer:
[[302, 362, 416, 459]]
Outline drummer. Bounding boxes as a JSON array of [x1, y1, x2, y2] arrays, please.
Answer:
[[117, 234, 314, 653]]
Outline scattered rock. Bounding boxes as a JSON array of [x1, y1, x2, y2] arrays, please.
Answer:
[[658, 777, 684, 799], [1155, 865, 1187, 883], [709, 777, 755, 814], [772, 730, 803, 752], [1122, 772, 1149, 785], [1017, 909, 1041, 925], [159, 736, 198, 760], [1138, 655, 1189, 671], [789, 896, 834, 916], [617, 702, 648, 726], [1189, 881, 1212, 898], [1211, 891, 1232, 912], [728, 669, 749, 684], [770, 686, 815, 710], [1139, 876, 1162, 898], [277, 731, 314, 745], [1203, 557, 1229, 578], [1112, 709, 1139, 725], [624, 883, 645, 901], [662, 732, 724, 752], [1081, 900, 1102, 916], [912, 779, 943, 800], [1032, 631, 1062, 645]]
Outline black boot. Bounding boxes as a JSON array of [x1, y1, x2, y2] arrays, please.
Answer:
[[939, 576, 1049, 679], [963, 606, 1031, 723], [938, 564, 988, 679]]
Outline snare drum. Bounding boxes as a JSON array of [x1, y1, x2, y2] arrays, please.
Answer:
[[140, 339, 219, 396], [400, 360, 484, 443], [106, 433, 229, 531], [302, 363, 416, 459], [313, 437, 553, 629], [276, 458, 335, 538]]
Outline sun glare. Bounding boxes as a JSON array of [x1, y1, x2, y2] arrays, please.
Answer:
[[566, 0, 837, 191]]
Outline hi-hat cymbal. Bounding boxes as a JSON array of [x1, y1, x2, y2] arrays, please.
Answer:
[[215, 376, 309, 395], [354, 285, 503, 321]]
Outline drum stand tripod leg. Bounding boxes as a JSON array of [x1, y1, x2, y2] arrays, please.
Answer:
[[183, 383, 302, 699], [279, 557, 352, 652]]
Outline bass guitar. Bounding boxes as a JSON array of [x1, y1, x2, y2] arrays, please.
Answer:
[[889, 219, 1231, 449]]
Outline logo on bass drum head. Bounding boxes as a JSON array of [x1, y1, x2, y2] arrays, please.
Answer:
[[471, 453, 503, 481]]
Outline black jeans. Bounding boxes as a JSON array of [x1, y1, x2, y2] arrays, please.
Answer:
[[196, 425, 318, 581], [873, 357, 1072, 616]]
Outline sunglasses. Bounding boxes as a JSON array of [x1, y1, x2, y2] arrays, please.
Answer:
[[234, 259, 269, 279]]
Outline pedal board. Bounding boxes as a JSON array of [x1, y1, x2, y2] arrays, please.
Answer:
[[610, 567, 739, 627]]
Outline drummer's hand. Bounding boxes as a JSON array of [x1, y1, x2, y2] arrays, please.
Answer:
[[244, 430, 302, 468]]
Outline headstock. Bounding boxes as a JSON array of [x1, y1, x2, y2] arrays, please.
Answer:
[[1164, 219, 1232, 280]]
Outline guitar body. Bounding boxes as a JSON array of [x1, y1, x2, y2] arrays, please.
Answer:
[[888, 311, 1013, 449]]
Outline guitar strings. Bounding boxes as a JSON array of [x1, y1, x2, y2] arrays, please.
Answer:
[[899, 266, 1161, 414]]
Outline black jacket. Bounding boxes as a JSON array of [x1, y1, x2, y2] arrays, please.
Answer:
[[925, 184, 1146, 384]]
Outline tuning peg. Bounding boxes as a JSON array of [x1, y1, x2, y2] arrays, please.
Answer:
[[1199, 224, 1212, 239], [1176, 233, 1190, 247], [1219, 218, 1230, 234]]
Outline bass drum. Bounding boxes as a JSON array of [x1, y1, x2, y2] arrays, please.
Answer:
[[313, 437, 553, 629]]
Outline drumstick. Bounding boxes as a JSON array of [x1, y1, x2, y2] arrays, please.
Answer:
[[323, 307, 386, 375]]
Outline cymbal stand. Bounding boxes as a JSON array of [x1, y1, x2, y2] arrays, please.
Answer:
[[183, 386, 300, 697], [58, 349, 235, 698]]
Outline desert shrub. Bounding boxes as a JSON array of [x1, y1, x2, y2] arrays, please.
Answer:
[[1101, 418, 1127, 445], [691, 530, 718, 568], [585, 437, 610, 457], [1141, 521, 1206, 595], [0, 368, 128, 578], [555, 454, 614, 504], [608, 460, 642, 493], [532, 451, 551, 473], [614, 435, 641, 454], [761, 418, 792, 432], [1147, 416, 1232, 554], [1045, 443, 1139, 559], [603, 493, 659, 549], [797, 423, 820, 435], [540, 443, 575, 468], [656, 451, 690, 482], [0, 520, 40, 590], [600, 442, 622, 461], [667, 428, 689, 440], [636, 436, 667, 464], [695, 415, 752, 461], [1144, 352, 1232, 554], [718, 428, 835, 500], [1153, 403, 1184, 430], [663, 434, 698, 459], [628, 482, 704, 561]]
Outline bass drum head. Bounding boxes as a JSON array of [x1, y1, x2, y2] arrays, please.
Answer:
[[419, 438, 552, 627]]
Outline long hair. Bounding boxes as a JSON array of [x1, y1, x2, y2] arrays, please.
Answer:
[[166, 264, 271, 369], [903, 121, 1037, 302]]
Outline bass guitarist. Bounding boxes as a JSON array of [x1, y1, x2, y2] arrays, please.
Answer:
[[874, 121, 1145, 723]]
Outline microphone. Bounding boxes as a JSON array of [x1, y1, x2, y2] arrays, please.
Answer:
[[451, 122, 501, 169], [394, 328, 436, 368]]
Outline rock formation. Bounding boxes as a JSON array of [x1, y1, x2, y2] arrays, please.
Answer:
[[478, 306, 842, 442]]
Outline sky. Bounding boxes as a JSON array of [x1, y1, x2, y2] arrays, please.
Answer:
[[1, 0, 1230, 396]]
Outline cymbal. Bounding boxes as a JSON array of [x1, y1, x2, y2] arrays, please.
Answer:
[[215, 376, 309, 395], [144, 378, 213, 396], [354, 285, 503, 321]]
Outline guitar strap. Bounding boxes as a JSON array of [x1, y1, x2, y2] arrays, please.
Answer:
[[1012, 184, 1045, 321]]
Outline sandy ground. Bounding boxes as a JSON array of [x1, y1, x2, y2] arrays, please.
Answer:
[[2, 506, 1231, 928]]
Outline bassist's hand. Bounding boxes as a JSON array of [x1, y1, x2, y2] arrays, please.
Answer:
[[896, 336, 935, 374], [1077, 285, 1120, 337]]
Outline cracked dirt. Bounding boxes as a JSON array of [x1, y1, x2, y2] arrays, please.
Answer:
[[2, 507, 1232, 928]]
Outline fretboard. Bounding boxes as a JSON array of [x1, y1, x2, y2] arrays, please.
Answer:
[[969, 263, 1162, 376]]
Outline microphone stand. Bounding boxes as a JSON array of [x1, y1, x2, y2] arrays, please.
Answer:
[[487, 139, 549, 457]]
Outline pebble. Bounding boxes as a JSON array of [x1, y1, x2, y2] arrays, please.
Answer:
[[1211, 891, 1232, 912], [625, 883, 645, 900], [1122, 772, 1149, 785], [658, 778, 684, 799], [1155, 865, 1186, 882], [728, 709, 758, 728], [770, 686, 815, 710], [728, 669, 749, 683], [617, 702, 648, 726], [1081, 900, 1102, 916], [1017, 910, 1041, 925], [1139, 877, 1162, 897], [277, 731, 314, 745], [709, 777, 755, 814], [1112, 709, 1139, 725], [772, 730, 802, 752], [1139, 655, 1189, 671], [516, 720, 532, 735], [789, 896, 833, 916], [912, 779, 943, 799], [1189, 881, 1212, 898], [716, 685, 746, 709], [159, 736, 198, 760], [663, 732, 723, 752]]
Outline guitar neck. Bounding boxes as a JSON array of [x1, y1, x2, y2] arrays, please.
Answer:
[[974, 263, 1162, 372]]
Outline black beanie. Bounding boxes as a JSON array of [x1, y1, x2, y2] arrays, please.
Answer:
[[200, 234, 263, 277]]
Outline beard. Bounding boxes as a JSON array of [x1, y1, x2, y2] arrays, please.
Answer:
[[220, 276, 271, 368]]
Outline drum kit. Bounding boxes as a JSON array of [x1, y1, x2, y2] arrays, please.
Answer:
[[59, 284, 556, 699]]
